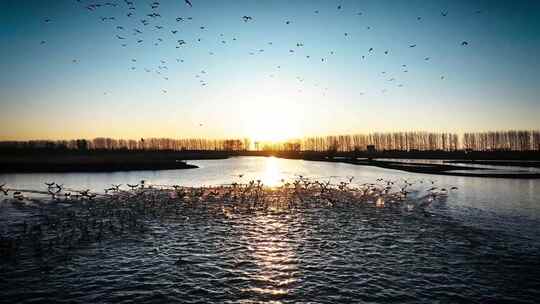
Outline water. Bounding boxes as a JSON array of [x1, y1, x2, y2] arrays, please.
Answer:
[[1, 156, 540, 303]]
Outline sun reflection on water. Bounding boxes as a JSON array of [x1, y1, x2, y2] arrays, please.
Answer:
[[239, 213, 300, 300], [261, 156, 282, 187]]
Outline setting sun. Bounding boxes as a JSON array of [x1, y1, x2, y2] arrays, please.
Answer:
[[242, 101, 302, 143]]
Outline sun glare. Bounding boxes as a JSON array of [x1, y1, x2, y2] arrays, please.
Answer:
[[243, 103, 302, 143]]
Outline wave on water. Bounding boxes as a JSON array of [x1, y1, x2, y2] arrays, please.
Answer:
[[1, 178, 539, 303]]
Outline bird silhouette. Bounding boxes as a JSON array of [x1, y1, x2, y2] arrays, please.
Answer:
[[185, 0, 193, 7]]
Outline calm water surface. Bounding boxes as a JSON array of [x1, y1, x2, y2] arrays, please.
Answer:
[[1, 156, 539, 303]]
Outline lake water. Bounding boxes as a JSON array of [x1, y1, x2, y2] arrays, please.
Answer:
[[1, 156, 540, 303]]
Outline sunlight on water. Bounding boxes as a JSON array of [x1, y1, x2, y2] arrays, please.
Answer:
[[262, 157, 283, 187], [243, 214, 299, 298]]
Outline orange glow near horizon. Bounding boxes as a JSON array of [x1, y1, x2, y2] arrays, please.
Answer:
[[242, 98, 303, 143]]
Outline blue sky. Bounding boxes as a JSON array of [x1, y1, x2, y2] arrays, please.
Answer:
[[1, 0, 539, 140]]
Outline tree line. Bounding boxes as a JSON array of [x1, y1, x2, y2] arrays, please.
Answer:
[[0, 130, 539, 152], [258, 130, 539, 152], [462, 130, 540, 152], [0, 137, 250, 152]]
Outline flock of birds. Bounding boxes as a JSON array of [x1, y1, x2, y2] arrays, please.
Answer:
[[36, 0, 479, 96], [0, 176, 456, 265], [0, 176, 457, 204]]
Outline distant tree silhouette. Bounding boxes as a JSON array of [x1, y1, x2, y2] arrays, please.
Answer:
[[0, 131, 538, 152]]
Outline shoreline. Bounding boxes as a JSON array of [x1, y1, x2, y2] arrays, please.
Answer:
[[444, 160, 540, 168], [0, 151, 214, 173], [1, 150, 540, 177], [0, 162, 198, 173], [303, 158, 540, 179]]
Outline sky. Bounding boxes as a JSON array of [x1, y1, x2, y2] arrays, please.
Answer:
[[1, 0, 539, 141]]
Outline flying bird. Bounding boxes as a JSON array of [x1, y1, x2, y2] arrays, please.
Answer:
[[461, 41, 469, 46], [185, 0, 192, 7]]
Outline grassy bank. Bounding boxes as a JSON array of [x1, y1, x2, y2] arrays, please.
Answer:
[[0, 150, 230, 173]]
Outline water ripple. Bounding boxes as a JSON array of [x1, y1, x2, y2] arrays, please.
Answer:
[[2, 199, 540, 303]]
